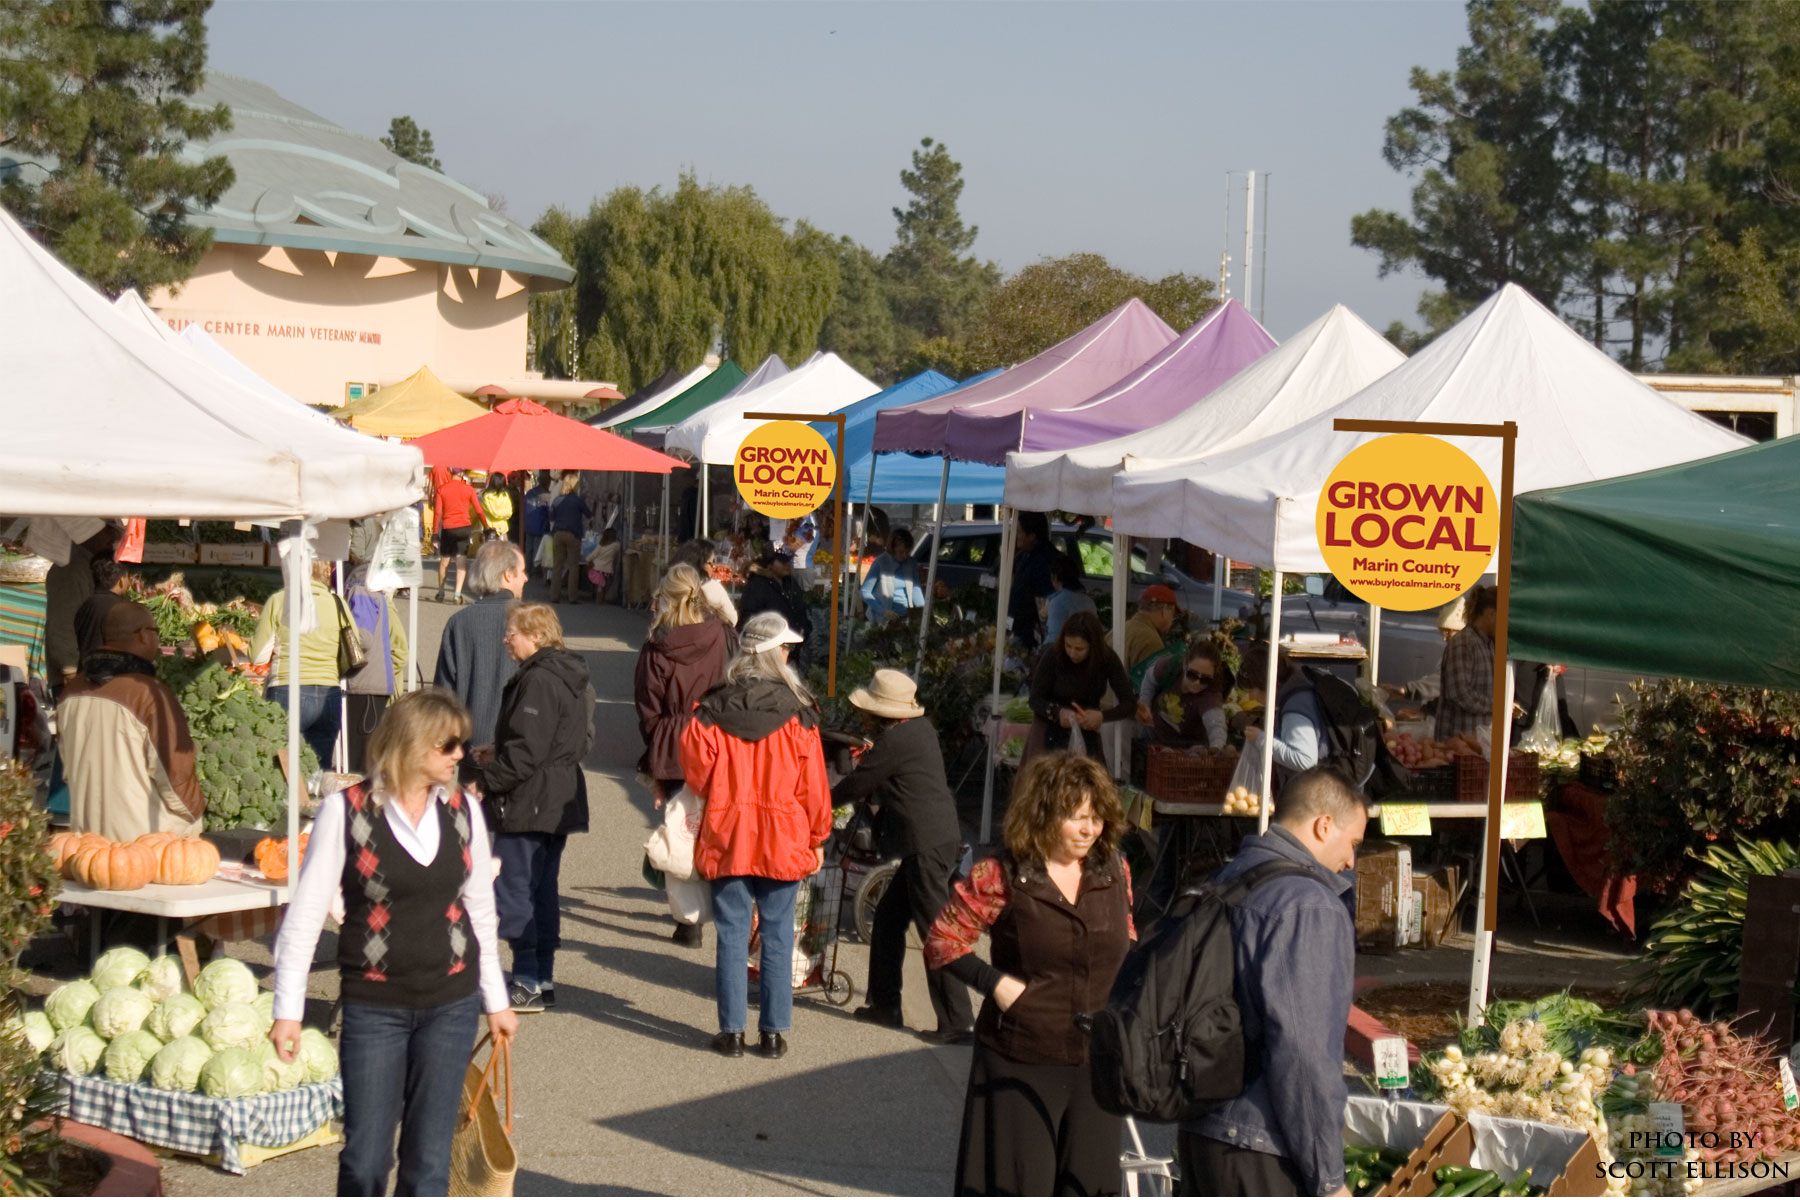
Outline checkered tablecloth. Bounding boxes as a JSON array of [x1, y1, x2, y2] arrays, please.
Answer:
[[54, 1072, 343, 1174]]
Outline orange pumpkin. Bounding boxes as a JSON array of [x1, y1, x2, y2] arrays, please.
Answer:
[[70, 841, 156, 891], [47, 832, 85, 870], [255, 832, 309, 881], [154, 837, 220, 886]]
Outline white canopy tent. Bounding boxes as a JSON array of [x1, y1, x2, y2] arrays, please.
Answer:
[[113, 290, 310, 414], [3, 204, 425, 882], [661, 352, 879, 464], [1004, 305, 1405, 516], [1112, 283, 1749, 1017]]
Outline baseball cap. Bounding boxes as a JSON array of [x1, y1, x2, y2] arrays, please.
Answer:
[[1141, 584, 1178, 607]]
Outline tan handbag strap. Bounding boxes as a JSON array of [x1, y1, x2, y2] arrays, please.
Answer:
[[467, 1033, 514, 1135]]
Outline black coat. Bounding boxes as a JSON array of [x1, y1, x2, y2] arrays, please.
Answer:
[[475, 647, 591, 836], [830, 717, 961, 859], [738, 569, 811, 640]]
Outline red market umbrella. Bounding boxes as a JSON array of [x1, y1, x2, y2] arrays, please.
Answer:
[[584, 385, 625, 402], [472, 383, 511, 399], [408, 397, 686, 474]]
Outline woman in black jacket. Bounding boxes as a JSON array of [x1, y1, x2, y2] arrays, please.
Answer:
[[471, 602, 591, 1013], [1026, 609, 1132, 763], [833, 669, 973, 1043], [738, 548, 811, 666]]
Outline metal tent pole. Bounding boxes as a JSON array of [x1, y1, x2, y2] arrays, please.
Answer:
[[980, 510, 1017, 843], [914, 457, 952, 678], [1212, 552, 1226, 624], [1466, 660, 1517, 1023], [1256, 501, 1287, 834], [284, 521, 304, 882], [845, 456, 879, 661], [1368, 605, 1383, 686]]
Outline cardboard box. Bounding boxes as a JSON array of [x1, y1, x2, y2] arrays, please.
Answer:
[[1343, 1096, 1458, 1195], [1356, 840, 1413, 951], [1399, 1114, 1605, 1197], [198, 543, 269, 567], [140, 542, 199, 565], [1412, 864, 1461, 948]]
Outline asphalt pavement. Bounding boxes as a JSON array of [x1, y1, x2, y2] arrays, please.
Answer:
[[158, 575, 972, 1195]]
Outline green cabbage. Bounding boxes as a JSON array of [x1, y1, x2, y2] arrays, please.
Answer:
[[103, 1029, 164, 1084], [252, 990, 274, 1030], [296, 1027, 339, 1084], [199, 1046, 263, 1098], [45, 980, 100, 1032], [199, 1001, 262, 1051], [150, 1036, 212, 1092], [140, 956, 185, 1002], [90, 946, 150, 992], [252, 1039, 306, 1092], [13, 1012, 55, 1054], [146, 993, 206, 1042], [193, 957, 257, 1009], [49, 1026, 106, 1076], [90, 987, 154, 1039]]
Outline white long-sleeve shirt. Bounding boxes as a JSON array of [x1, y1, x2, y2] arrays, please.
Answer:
[[272, 786, 508, 1021]]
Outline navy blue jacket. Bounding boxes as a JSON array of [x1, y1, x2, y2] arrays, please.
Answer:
[[1184, 825, 1353, 1195], [434, 593, 518, 747], [550, 493, 591, 536]]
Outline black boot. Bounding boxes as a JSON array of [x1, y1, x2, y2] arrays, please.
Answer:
[[672, 922, 704, 948]]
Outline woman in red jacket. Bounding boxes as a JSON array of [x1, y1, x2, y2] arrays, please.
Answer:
[[679, 611, 833, 1060]]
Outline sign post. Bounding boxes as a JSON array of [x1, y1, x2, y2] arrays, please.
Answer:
[[1320, 418, 1517, 1020], [740, 413, 845, 696]]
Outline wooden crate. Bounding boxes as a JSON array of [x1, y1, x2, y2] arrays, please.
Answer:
[[1453, 752, 1541, 804], [1144, 744, 1237, 804]]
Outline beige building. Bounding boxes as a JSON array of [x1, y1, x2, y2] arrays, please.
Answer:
[[148, 75, 573, 408]]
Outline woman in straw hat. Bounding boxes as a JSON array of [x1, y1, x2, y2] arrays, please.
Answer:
[[833, 668, 973, 1044], [678, 611, 833, 1060]]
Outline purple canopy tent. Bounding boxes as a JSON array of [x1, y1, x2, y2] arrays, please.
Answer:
[[870, 297, 1176, 458], [1011, 299, 1275, 456]]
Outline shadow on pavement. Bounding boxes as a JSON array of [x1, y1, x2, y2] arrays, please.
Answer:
[[515, 1168, 660, 1197], [595, 1049, 958, 1196], [548, 984, 712, 1051]]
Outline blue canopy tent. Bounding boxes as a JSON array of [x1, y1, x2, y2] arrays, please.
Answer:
[[810, 368, 1006, 503]]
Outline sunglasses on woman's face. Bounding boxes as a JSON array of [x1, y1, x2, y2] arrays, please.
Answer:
[[1185, 669, 1215, 684], [435, 737, 464, 756]]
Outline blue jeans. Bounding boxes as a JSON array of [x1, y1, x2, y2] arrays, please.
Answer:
[[492, 832, 566, 991], [710, 875, 799, 1035], [337, 991, 480, 1196], [269, 683, 343, 772]]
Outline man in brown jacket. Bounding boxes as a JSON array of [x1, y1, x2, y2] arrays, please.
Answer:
[[59, 602, 204, 841]]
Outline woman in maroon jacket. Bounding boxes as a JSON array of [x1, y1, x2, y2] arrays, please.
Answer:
[[634, 563, 732, 946], [926, 751, 1134, 1196]]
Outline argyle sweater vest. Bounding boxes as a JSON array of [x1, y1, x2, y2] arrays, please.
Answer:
[[337, 786, 479, 1010]]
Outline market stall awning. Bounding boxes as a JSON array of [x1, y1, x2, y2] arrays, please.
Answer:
[[871, 298, 1176, 461], [0, 203, 422, 521], [1005, 304, 1403, 515], [662, 352, 879, 464], [619, 361, 764, 438], [594, 362, 732, 430], [993, 299, 1275, 459], [337, 366, 489, 438], [1109, 284, 1750, 570], [809, 369, 1008, 504], [408, 398, 686, 474], [1510, 434, 1800, 690]]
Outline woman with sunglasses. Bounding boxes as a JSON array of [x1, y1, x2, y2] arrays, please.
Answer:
[[1146, 643, 1233, 750], [270, 688, 517, 1197]]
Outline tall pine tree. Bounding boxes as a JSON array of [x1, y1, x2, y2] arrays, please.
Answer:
[[0, 0, 234, 295], [380, 115, 442, 171], [882, 138, 998, 349]]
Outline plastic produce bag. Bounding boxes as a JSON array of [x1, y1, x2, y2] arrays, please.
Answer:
[[1517, 669, 1563, 756], [1227, 743, 1267, 810]]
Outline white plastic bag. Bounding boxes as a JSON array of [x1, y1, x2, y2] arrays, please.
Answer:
[[1517, 673, 1562, 756], [365, 508, 423, 592], [533, 536, 555, 570], [666, 872, 713, 925], [644, 786, 704, 880], [1227, 742, 1267, 814]]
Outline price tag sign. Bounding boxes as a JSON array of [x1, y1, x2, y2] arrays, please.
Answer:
[[1373, 1037, 1410, 1091], [1649, 1102, 1686, 1158], [1380, 803, 1432, 837], [1500, 802, 1547, 840], [1780, 1057, 1799, 1112]]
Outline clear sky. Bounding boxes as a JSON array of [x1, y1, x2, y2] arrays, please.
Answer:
[[205, 0, 1471, 340]]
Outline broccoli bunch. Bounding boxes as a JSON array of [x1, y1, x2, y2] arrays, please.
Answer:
[[170, 662, 319, 831]]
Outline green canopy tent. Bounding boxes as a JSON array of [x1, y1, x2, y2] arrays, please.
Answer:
[[1510, 434, 1800, 690], [612, 361, 746, 435]]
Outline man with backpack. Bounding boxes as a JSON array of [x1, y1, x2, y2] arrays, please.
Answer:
[[1178, 767, 1365, 1196]]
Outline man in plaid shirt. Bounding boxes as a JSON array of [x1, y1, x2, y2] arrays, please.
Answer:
[[1435, 585, 1498, 742]]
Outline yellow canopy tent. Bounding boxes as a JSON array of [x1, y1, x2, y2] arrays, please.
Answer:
[[338, 366, 488, 437]]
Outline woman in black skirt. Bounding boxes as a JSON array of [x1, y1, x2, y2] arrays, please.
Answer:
[[925, 751, 1135, 1196]]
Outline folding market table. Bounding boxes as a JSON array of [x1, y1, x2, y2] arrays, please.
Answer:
[[59, 874, 288, 982]]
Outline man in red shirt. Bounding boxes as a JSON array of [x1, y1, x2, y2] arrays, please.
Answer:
[[433, 468, 490, 604]]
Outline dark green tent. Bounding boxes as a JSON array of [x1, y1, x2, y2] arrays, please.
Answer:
[[612, 361, 746, 434], [1509, 434, 1800, 690]]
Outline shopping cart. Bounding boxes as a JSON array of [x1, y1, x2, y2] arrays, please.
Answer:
[[747, 834, 856, 1007]]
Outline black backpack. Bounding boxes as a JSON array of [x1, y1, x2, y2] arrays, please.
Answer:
[[1088, 859, 1311, 1123], [1285, 665, 1409, 798]]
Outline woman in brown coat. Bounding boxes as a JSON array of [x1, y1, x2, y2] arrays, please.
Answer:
[[634, 563, 732, 946], [926, 752, 1135, 1196]]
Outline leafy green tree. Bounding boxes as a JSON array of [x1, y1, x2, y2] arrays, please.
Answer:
[[814, 232, 901, 382], [551, 174, 839, 392], [1351, 0, 1574, 342], [0, 0, 234, 295], [921, 252, 1215, 375], [883, 137, 998, 347], [380, 115, 441, 171], [526, 205, 580, 377]]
